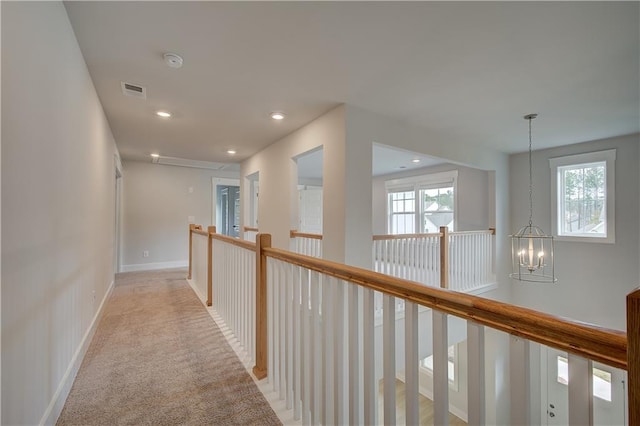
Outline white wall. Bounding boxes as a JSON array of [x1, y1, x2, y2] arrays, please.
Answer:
[[121, 160, 239, 271], [372, 163, 491, 234], [1, 2, 119, 424], [510, 133, 639, 330], [241, 105, 348, 259]]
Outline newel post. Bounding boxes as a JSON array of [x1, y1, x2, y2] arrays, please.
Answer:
[[253, 233, 271, 380], [206, 226, 216, 307], [439, 226, 449, 289], [188, 224, 196, 279], [627, 287, 640, 425]]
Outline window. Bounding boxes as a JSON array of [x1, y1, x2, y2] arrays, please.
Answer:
[[421, 344, 458, 389], [550, 150, 615, 243], [387, 171, 457, 234], [557, 356, 612, 402], [389, 190, 416, 234], [422, 186, 455, 233]]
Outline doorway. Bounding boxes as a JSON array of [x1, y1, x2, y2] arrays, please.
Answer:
[[212, 178, 240, 238], [114, 156, 122, 273], [217, 185, 240, 237], [541, 346, 627, 425]]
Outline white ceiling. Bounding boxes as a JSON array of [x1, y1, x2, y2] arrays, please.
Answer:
[[64, 2, 639, 164], [297, 144, 445, 180]]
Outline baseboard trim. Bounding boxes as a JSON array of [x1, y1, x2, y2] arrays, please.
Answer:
[[186, 278, 206, 305], [121, 260, 188, 272], [39, 280, 115, 425]]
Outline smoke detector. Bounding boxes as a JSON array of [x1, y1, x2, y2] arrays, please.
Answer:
[[163, 53, 183, 69]]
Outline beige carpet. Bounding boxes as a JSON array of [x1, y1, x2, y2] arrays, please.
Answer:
[[57, 269, 280, 426]]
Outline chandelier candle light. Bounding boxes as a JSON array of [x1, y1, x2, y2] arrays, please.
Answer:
[[510, 113, 557, 283]]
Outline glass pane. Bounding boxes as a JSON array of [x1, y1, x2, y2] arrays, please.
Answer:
[[592, 361, 626, 426], [560, 162, 606, 237]]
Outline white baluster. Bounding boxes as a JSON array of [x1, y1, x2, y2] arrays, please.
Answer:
[[433, 310, 449, 425], [383, 294, 396, 425], [363, 287, 377, 425], [293, 265, 302, 420], [405, 301, 419, 425], [323, 277, 334, 423], [267, 258, 274, 386], [302, 268, 311, 425], [311, 271, 321, 424], [273, 259, 280, 392], [286, 263, 293, 410], [334, 280, 346, 425], [568, 354, 593, 426], [467, 321, 485, 424], [348, 283, 360, 425], [510, 336, 531, 425], [279, 261, 286, 401]]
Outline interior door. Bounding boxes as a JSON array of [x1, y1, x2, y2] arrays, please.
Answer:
[[230, 186, 240, 238], [543, 347, 569, 425], [299, 186, 323, 234], [543, 347, 627, 425], [220, 188, 229, 236]]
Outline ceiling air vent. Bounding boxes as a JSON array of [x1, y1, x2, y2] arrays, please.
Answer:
[[121, 81, 147, 99]]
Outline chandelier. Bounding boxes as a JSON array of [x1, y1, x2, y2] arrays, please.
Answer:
[[510, 114, 556, 283]]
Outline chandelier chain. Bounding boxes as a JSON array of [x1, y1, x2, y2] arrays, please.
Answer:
[[528, 116, 533, 227]]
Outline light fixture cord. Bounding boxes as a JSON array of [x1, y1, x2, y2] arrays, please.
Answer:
[[528, 117, 533, 228]]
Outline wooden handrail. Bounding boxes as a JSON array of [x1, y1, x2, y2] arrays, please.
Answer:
[[628, 287, 640, 425], [244, 226, 259, 232], [211, 232, 257, 252], [373, 232, 441, 240], [450, 229, 495, 236], [262, 245, 627, 369], [372, 229, 496, 240], [192, 228, 208, 237], [289, 230, 323, 240]]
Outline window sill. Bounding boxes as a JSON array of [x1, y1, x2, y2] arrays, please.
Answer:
[[554, 235, 615, 244]]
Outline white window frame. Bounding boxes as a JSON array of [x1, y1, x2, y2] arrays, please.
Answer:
[[549, 149, 615, 244], [386, 170, 458, 234]]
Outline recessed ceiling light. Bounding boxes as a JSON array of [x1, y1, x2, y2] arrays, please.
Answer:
[[156, 111, 171, 118], [270, 112, 285, 120], [151, 153, 160, 158], [412, 159, 421, 163], [227, 150, 237, 155]]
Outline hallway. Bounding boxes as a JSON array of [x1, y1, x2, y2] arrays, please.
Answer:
[[57, 269, 280, 425]]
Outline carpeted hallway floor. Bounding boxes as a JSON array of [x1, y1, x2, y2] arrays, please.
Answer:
[[57, 269, 281, 426]]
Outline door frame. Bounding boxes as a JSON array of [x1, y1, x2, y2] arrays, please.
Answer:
[[211, 177, 240, 232]]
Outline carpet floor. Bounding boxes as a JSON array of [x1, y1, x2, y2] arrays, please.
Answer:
[[57, 269, 281, 426]]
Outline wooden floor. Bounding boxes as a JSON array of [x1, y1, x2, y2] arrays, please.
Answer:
[[379, 379, 467, 425]]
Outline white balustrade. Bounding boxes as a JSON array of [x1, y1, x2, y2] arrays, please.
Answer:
[[211, 238, 256, 363], [373, 234, 441, 286], [448, 230, 495, 292], [291, 233, 323, 258], [244, 229, 258, 242], [190, 232, 209, 303], [191, 227, 630, 426], [373, 230, 495, 296], [265, 255, 498, 425]]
